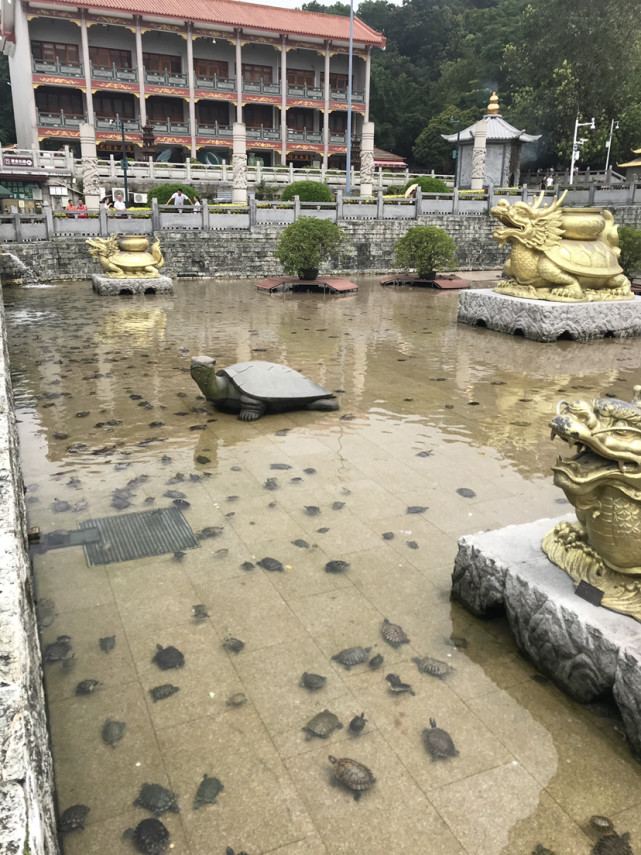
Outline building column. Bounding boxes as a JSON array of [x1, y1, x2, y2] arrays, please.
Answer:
[[80, 13, 94, 125], [323, 41, 330, 168], [360, 120, 374, 196], [186, 23, 196, 157], [235, 30, 242, 122], [364, 47, 371, 121], [232, 122, 247, 204], [280, 35, 287, 166], [134, 17, 146, 126], [10, 0, 38, 147], [79, 122, 100, 210], [471, 117, 487, 190]]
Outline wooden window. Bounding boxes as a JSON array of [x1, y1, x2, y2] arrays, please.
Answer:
[[147, 97, 184, 122], [329, 112, 346, 132], [31, 41, 80, 64], [244, 104, 273, 128], [286, 68, 314, 87], [35, 87, 84, 115], [287, 108, 314, 131], [242, 63, 272, 84], [143, 53, 182, 73], [89, 46, 132, 69], [197, 101, 230, 125], [320, 71, 350, 91], [93, 92, 135, 119], [194, 58, 228, 79]]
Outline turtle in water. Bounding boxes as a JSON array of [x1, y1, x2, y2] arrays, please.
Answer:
[[123, 818, 170, 854], [192, 604, 209, 621], [43, 635, 72, 664], [300, 672, 326, 691], [191, 356, 339, 421], [328, 755, 376, 801], [102, 718, 126, 748], [75, 679, 101, 696], [58, 804, 90, 832], [413, 656, 455, 680], [302, 709, 344, 740], [193, 774, 224, 809], [133, 783, 179, 817], [591, 832, 634, 855], [325, 560, 350, 574], [349, 713, 367, 734], [226, 692, 248, 707], [368, 653, 384, 670], [385, 673, 415, 696], [99, 635, 116, 653], [152, 644, 185, 670], [257, 557, 284, 572], [149, 684, 180, 703], [381, 618, 410, 648], [222, 636, 245, 654], [331, 646, 371, 670], [422, 717, 459, 760]]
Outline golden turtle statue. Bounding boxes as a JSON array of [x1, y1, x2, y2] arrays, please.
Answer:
[[86, 234, 164, 278], [491, 191, 632, 302]]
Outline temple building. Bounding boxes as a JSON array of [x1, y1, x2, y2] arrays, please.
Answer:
[[0, 0, 385, 166], [442, 93, 540, 188]]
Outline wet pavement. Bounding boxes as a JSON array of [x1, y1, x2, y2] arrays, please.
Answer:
[[4, 275, 641, 855]]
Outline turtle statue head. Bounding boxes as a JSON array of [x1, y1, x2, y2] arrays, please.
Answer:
[[190, 356, 227, 402]]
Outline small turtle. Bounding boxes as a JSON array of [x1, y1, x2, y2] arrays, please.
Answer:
[[590, 816, 614, 834], [123, 818, 170, 854], [257, 557, 284, 572], [133, 783, 179, 817], [152, 644, 185, 670], [349, 713, 367, 734], [304, 505, 321, 516], [36, 597, 57, 629], [329, 755, 376, 801], [150, 684, 180, 703], [381, 618, 410, 648], [406, 505, 428, 514], [222, 636, 245, 654], [412, 656, 455, 679], [368, 653, 384, 670], [325, 560, 350, 574], [59, 804, 90, 832], [385, 673, 415, 695], [192, 604, 209, 621], [291, 539, 310, 549], [531, 847, 557, 855], [226, 849, 249, 855], [193, 774, 224, 809], [240, 561, 255, 571], [300, 672, 326, 691], [44, 635, 72, 663], [99, 635, 116, 653], [102, 718, 126, 748], [75, 679, 101, 696], [226, 692, 248, 707], [422, 717, 459, 760], [302, 709, 344, 740], [591, 833, 634, 855], [331, 646, 371, 670]]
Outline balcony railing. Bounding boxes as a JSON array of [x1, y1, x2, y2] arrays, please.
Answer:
[[151, 118, 189, 135], [90, 63, 137, 83], [94, 116, 141, 132], [194, 75, 236, 92], [37, 110, 86, 128], [330, 87, 364, 103], [196, 123, 234, 139], [145, 69, 188, 87], [286, 83, 324, 100], [246, 125, 281, 141], [242, 80, 281, 96], [286, 128, 323, 144], [32, 58, 84, 78]]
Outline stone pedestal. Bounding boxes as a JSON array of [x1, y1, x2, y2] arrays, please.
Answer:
[[457, 288, 641, 341], [452, 516, 641, 757], [79, 122, 100, 212], [232, 122, 248, 205], [360, 121, 375, 197], [92, 274, 173, 295]]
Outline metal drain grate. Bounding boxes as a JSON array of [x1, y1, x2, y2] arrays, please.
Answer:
[[78, 507, 200, 566]]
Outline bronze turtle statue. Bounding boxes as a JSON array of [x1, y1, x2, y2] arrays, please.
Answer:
[[191, 357, 339, 421]]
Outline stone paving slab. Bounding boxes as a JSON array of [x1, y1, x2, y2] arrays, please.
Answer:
[[452, 515, 641, 757]]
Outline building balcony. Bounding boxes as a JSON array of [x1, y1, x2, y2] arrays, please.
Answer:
[[329, 131, 347, 144], [196, 123, 234, 139], [286, 83, 324, 100], [286, 128, 323, 144], [95, 116, 141, 132], [330, 87, 364, 103], [151, 118, 189, 135], [243, 80, 281, 97], [90, 63, 138, 83], [246, 125, 281, 141], [145, 69, 188, 87], [194, 75, 236, 93], [32, 58, 84, 79], [37, 110, 86, 128]]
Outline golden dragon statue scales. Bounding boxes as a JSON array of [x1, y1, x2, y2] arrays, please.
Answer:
[[86, 234, 164, 279]]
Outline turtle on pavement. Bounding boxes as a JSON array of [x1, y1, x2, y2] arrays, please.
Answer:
[[44, 635, 72, 664], [300, 672, 326, 691], [331, 646, 371, 670], [413, 656, 455, 679], [123, 818, 170, 854], [102, 718, 126, 748], [422, 717, 459, 760], [191, 357, 339, 421], [193, 774, 224, 809], [133, 783, 179, 817], [152, 644, 185, 670], [591, 832, 634, 855], [381, 618, 410, 648], [149, 684, 180, 703], [58, 804, 90, 832], [328, 755, 376, 801], [385, 673, 415, 695], [76, 679, 101, 696], [302, 709, 343, 739], [349, 713, 367, 734]]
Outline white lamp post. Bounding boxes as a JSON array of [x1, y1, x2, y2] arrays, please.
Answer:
[[569, 114, 595, 185], [604, 118, 619, 176]]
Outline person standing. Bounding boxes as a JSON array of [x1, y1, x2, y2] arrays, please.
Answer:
[[76, 198, 88, 218], [66, 200, 77, 218], [113, 191, 127, 218], [168, 188, 191, 212], [192, 195, 202, 213]]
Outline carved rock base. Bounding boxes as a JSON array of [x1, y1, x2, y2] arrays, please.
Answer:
[[457, 288, 641, 341], [452, 516, 641, 757], [92, 275, 173, 296]]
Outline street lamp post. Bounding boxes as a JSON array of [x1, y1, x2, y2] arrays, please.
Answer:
[[344, 0, 354, 197], [119, 116, 129, 206], [569, 114, 595, 185], [604, 118, 619, 176], [450, 117, 462, 189]]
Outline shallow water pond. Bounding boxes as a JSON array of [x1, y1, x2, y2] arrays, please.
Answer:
[[5, 276, 641, 855]]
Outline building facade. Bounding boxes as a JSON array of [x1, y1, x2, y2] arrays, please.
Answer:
[[0, 0, 385, 166]]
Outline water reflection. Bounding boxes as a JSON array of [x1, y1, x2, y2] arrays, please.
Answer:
[[5, 276, 641, 855]]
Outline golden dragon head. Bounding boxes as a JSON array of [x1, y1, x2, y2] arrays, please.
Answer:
[[491, 191, 567, 250]]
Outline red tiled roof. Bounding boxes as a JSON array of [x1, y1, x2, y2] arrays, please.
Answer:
[[40, 0, 386, 47]]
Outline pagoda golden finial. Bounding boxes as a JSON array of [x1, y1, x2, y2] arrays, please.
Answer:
[[487, 92, 499, 115]]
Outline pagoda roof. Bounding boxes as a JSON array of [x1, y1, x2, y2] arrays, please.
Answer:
[[442, 113, 540, 144]]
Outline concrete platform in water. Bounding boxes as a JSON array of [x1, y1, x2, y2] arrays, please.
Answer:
[[256, 275, 358, 294], [380, 273, 470, 290], [92, 274, 174, 296]]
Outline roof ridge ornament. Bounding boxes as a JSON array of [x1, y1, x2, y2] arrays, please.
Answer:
[[487, 91, 499, 116]]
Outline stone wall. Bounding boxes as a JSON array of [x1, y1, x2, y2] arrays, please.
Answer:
[[0, 214, 507, 282], [0, 291, 58, 854]]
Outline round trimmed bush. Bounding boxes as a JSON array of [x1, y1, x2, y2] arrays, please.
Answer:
[[280, 181, 333, 203], [402, 176, 450, 195], [276, 217, 350, 276], [394, 225, 457, 278], [618, 226, 641, 277], [148, 183, 199, 205]]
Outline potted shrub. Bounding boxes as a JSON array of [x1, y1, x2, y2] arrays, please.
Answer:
[[393, 225, 457, 280], [276, 217, 350, 280], [280, 181, 334, 203]]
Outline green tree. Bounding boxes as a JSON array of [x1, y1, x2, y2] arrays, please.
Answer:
[[412, 106, 479, 172], [0, 55, 16, 145]]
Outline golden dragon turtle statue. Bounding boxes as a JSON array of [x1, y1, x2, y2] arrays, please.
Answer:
[[491, 191, 632, 302], [543, 386, 641, 621], [86, 234, 164, 278]]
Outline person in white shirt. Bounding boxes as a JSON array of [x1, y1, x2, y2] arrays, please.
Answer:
[[168, 188, 191, 212], [113, 191, 127, 218]]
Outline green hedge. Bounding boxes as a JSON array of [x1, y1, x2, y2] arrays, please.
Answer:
[[147, 183, 200, 205], [618, 226, 641, 277], [394, 225, 457, 278], [402, 176, 450, 195], [280, 181, 333, 203]]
